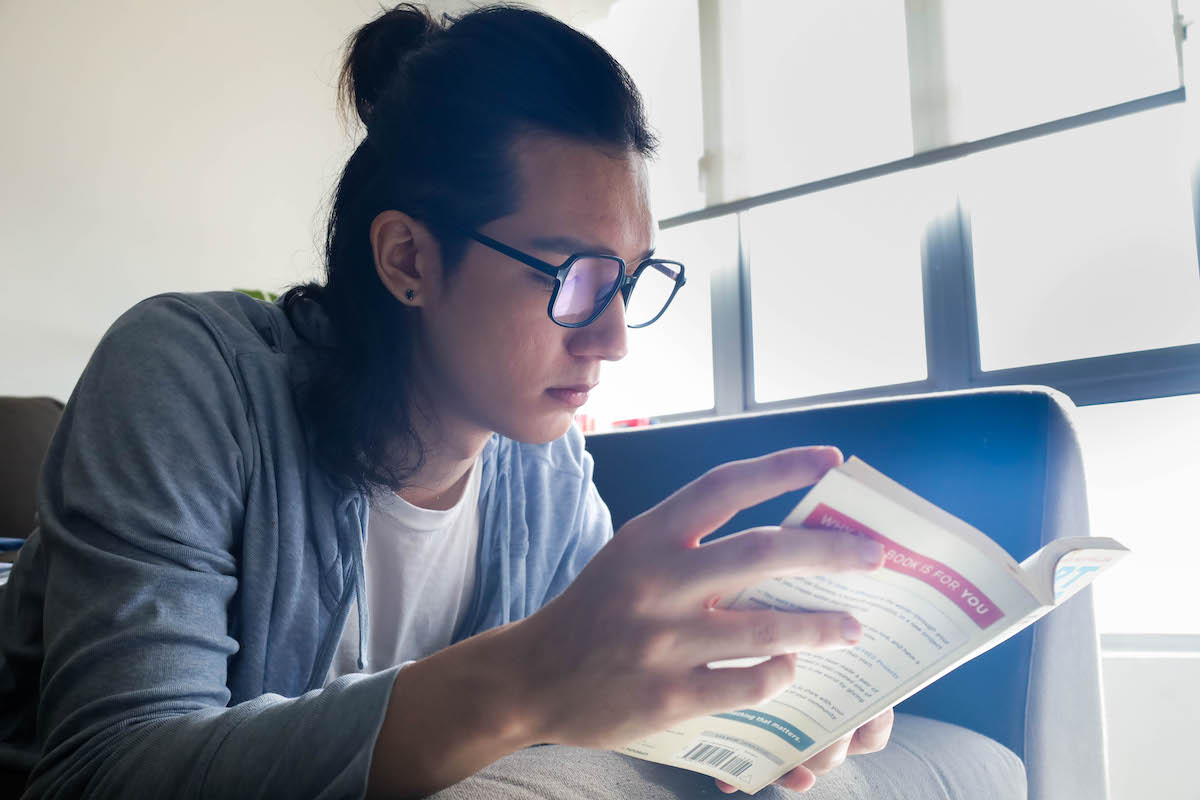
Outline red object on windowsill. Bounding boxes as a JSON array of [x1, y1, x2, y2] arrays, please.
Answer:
[[611, 417, 652, 429]]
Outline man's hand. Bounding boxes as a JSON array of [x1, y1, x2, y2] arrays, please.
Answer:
[[714, 708, 895, 794], [503, 446, 887, 751], [367, 446, 890, 798]]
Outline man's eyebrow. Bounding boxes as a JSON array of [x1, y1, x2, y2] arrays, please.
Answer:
[[530, 235, 655, 261]]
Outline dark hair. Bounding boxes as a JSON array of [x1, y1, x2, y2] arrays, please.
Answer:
[[282, 2, 657, 496]]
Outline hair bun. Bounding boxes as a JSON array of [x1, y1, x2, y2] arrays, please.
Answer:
[[341, 3, 441, 129]]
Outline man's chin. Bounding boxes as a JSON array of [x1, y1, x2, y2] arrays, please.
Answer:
[[495, 411, 576, 445]]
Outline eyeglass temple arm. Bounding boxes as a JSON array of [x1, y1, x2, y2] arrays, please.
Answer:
[[469, 231, 561, 278]]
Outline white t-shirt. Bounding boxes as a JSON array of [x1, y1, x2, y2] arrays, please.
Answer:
[[326, 457, 482, 682]]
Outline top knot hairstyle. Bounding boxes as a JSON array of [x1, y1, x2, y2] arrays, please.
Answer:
[[283, 3, 658, 495]]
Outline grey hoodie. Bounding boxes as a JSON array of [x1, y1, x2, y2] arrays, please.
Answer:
[[0, 291, 613, 798]]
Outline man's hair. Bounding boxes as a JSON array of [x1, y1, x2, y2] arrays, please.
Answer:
[[282, 3, 657, 496]]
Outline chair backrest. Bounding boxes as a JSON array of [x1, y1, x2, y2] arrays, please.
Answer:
[[584, 386, 1107, 800], [0, 396, 63, 543]]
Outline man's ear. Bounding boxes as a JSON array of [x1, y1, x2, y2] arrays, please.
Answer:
[[370, 210, 443, 306]]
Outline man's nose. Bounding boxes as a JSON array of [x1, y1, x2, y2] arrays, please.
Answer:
[[567, 293, 629, 362]]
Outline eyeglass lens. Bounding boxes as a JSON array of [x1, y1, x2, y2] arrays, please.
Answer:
[[624, 262, 680, 327], [551, 257, 679, 326], [552, 257, 623, 325]]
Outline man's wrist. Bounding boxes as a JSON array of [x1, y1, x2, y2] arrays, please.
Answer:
[[367, 620, 545, 797], [450, 620, 545, 750]]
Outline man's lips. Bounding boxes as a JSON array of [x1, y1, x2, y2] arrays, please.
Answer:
[[546, 384, 596, 407]]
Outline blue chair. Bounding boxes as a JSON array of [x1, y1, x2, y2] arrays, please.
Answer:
[[584, 387, 1107, 800]]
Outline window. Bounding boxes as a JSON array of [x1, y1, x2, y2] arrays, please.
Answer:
[[1076, 394, 1200, 635], [746, 169, 937, 403], [602, 0, 1182, 207], [940, 0, 1180, 141], [707, 0, 913, 201], [964, 103, 1200, 371]]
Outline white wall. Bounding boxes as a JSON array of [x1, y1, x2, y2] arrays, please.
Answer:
[[0, 0, 464, 402], [0, 0, 626, 404]]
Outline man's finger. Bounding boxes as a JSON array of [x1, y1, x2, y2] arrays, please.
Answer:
[[804, 733, 853, 776], [637, 447, 843, 547], [772, 765, 817, 792], [715, 764, 816, 793], [678, 607, 861, 665], [849, 707, 894, 755], [686, 652, 797, 714], [679, 526, 884, 597]]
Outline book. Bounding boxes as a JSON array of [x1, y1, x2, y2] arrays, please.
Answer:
[[616, 456, 1127, 794]]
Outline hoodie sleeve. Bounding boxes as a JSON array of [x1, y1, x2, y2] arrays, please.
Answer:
[[24, 295, 399, 800]]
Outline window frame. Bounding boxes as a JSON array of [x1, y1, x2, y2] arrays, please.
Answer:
[[646, 86, 1200, 653], [646, 86, 1197, 428]]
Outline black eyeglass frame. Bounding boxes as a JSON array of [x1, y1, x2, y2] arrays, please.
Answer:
[[465, 229, 687, 329]]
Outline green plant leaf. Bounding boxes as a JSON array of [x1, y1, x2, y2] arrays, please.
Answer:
[[234, 288, 278, 302]]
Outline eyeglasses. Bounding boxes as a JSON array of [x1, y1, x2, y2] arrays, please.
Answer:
[[465, 229, 686, 329]]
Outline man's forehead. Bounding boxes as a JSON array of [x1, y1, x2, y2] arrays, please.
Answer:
[[528, 234, 656, 261], [505, 134, 655, 256]]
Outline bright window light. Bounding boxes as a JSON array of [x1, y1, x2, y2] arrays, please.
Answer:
[[941, 0, 1180, 141], [964, 103, 1200, 371], [1076, 394, 1200, 635], [747, 168, 940, 403], [718, 0, 913, 200]]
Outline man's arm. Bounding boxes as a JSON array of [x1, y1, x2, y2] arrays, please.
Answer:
[[28, 296, 398, 799]]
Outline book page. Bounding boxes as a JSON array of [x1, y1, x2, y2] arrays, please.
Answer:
[[1051, 548, 1125, 603], [618, 460, 1042, 793], [835, 458, 1026, 580], [1019, 536, 1129, 605]]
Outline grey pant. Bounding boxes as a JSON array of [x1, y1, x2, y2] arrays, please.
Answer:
[[429, 713, 1026, 799]]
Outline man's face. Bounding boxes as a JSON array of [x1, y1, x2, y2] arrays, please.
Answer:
[[414, 134, 656, 444]]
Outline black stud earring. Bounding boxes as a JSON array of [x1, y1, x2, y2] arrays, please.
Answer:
[[405, 289, 415, 301]]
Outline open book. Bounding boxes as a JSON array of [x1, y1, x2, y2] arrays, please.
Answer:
[[617, 457, 1127, 794]]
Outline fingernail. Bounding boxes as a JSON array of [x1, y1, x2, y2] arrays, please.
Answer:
[[857, 537, 884, 566], [841, 616, 862, 644]]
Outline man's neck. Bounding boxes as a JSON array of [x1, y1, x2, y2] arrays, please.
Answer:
[[395, 451, 481, 511], [393, 407, 490, 511], [394, 350, 492, 511]]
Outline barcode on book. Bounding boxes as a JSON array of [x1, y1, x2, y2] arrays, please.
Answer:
[[679, 742, 754, 779]]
